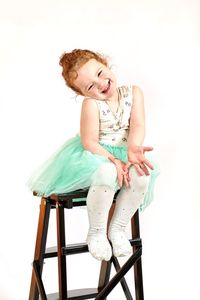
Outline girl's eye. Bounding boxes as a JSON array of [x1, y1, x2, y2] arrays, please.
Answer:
[[88, 84, 93, 91], [98, 70, 102, 76]]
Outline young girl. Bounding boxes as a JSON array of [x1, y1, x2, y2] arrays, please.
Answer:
[[27, 49, 159, 261]]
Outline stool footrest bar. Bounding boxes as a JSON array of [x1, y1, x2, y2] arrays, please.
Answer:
[[44, 243, 89, 258], [47, 288, 99, 300], [44, 238, 142, 258]]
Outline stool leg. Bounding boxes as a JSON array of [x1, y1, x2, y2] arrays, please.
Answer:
[[131, 210, 144, 300], [98, 203, 115, 299], [29, 198, 51, 300], [98, 260, 112, 296], [56, 202, 67, 299]]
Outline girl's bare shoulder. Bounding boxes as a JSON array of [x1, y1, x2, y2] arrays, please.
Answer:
[[81, 97, 99, 114], [132, 85, 143, 96], [131, 85, 144, 104]]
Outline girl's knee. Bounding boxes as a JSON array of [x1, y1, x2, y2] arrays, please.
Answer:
[[91, 162, 117, 187], [96, 162, 117, 177], [129, 166, 150, 191]]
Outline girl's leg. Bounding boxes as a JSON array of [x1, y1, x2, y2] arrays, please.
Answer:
[[86, 162, 116, 261], [108, 166, 150, 257]]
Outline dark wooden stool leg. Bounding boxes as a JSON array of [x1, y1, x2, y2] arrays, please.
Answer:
[[98, 260, 112, 299], [56, 202, 67, 299], [29, 198, 51, 300], [98, 203, 115, 298], [131, 210, 144, 300]]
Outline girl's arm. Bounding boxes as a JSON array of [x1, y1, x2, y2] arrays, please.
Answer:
[[127, 86, 154, 175], [128, 86, 145, 148]]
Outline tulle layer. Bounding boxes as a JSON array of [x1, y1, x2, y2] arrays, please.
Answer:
[[27, 135, 160, 211]]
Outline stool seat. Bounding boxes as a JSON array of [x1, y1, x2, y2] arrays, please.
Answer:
[[29, 189, 144, 300]]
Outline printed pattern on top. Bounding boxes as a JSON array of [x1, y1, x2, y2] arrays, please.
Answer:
[[95, 85, 133, 146]]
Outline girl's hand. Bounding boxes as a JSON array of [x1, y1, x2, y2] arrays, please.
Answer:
[[108, 157, 130, 188], [127, 146, 154, 176]]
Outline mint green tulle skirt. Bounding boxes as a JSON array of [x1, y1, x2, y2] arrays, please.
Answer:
[[27, 135, 160, 212]]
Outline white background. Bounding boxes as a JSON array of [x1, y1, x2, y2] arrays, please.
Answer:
[[0, 0, 200, 299]]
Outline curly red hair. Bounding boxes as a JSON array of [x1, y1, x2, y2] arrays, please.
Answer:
[[59, 49, 108, 95]]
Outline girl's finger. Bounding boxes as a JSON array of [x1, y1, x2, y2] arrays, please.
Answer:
[[123, 174, 130, 187], [143, 146, 154, 152], [144, 159, 154, 170], [117, 171, 123, 187], [134, 164, 145, 176], [140, 163, 150, 175]]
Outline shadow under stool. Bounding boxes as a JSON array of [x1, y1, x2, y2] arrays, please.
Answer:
[[29, 188, 144, 300]]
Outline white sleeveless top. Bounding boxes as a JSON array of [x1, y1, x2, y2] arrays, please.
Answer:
[[95, 85, 133, 146]]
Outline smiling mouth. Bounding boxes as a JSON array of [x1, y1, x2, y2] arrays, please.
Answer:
[[102, 80, 111, 94]]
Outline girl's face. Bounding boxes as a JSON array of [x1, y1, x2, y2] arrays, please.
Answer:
[[73, 59, 117, 100]]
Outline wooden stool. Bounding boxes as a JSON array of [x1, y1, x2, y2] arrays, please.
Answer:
[[29, 189, 144, 300]]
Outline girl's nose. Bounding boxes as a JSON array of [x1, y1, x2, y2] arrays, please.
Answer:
[[97, 79, 105, 90]]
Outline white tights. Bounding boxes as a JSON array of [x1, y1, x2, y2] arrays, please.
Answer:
[[86, 162, 149, 261]]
